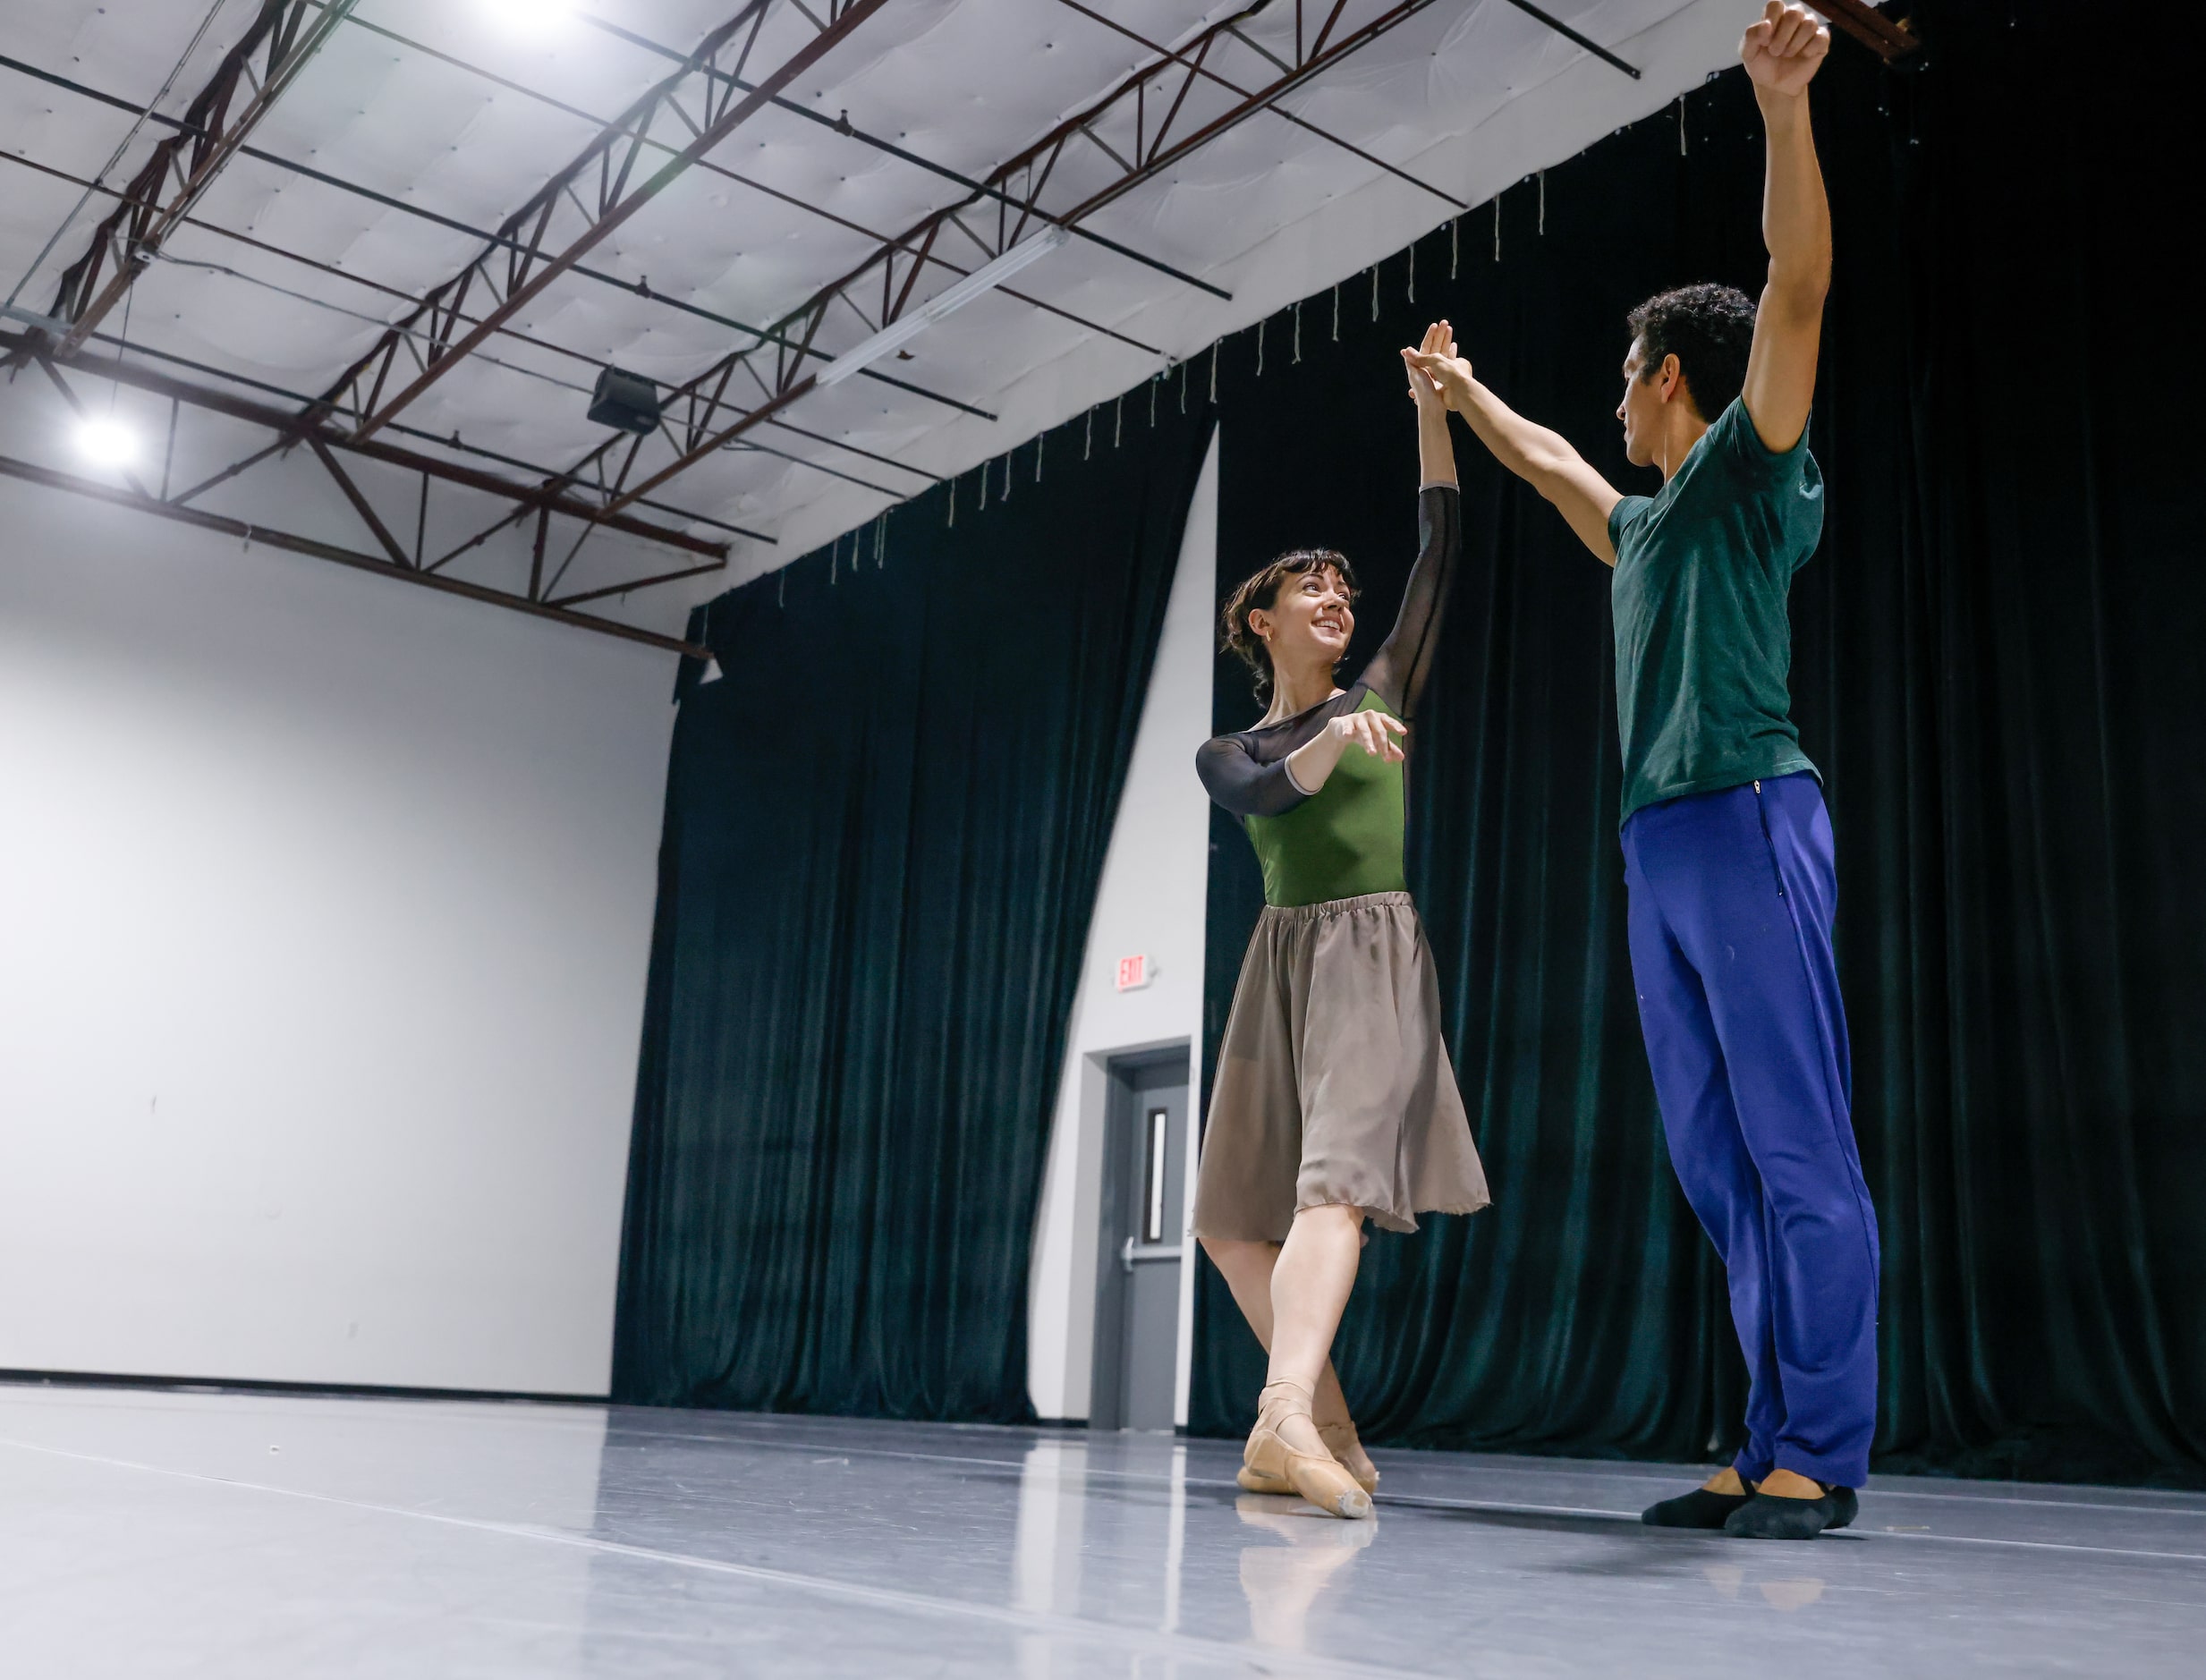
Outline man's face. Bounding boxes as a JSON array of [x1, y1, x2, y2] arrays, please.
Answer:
[[1617, 335, 1665, 468]]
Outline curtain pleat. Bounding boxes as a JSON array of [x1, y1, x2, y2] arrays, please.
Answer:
[[614, 411, 1214, 1420]]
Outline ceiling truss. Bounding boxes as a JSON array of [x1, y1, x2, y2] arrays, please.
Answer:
[[0, 0, 1716, 654], [0, 328, 724, 657], [317, 0, 895, 446], [45, 0, 361, 356], [566, 0, 1474, 529]]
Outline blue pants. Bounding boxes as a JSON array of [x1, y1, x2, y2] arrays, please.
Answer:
[[1621, 773, 1880, 1489]]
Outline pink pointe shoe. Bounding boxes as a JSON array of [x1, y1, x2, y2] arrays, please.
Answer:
[[1240, 1378, 1373, 1519]]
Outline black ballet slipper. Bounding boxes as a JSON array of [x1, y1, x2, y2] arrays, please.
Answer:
[[1722, 1481, 1859, 1540], [1641, 1485, 1754, 1529]]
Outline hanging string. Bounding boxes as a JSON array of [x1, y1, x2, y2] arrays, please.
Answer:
[[1035, 430, 1044, 482], [1293, 300, 1302, 363], [1114, 394, 1123, 448], [980, 459, 990, 510], [1678, 95, 1687, 156], [778, 566, 786, 606], [1407, 242, 1416, 303], [947, 473, 956, 527], [1493, 191, 1502, 261], [1209, 341, 1219, 403], [876, 512, 887, 567], [1450, 218, 1459, 279], [1256, 318, 1266, 377], [1179, 359, 1188, 412], [1370, 264, 1379, 321], [1001, 448, 1013, 501], [1331, 282, 1341, 342], [1539, 170, 1547, 234], [1149, 370, 1158, 424], [830, 533, 838, 585], [1084, 407, 1094, 459]]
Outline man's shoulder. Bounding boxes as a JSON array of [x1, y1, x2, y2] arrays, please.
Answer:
[[1706, 397, 1817, 483]]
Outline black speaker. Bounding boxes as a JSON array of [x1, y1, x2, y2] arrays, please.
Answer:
[[588, 367, 661, 434]]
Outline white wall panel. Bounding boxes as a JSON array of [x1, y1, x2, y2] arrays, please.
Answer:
[[0, 473, 674, 1395]]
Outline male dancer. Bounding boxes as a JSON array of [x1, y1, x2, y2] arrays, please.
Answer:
[[1405, 3, 1876, 1540]]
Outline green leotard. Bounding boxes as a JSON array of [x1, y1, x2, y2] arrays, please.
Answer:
[[1196, 486, 1461, 908]]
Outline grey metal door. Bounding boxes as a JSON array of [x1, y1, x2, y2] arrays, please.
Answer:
[[1090, 1050, 1189, 1431]]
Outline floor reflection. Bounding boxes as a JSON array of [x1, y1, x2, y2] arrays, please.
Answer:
[[1235, 1494, 1376, 1651], [1701, 1561, 1828, 1611]]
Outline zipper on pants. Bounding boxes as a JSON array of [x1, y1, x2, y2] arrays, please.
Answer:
[[1753, 779, 1786, 899]]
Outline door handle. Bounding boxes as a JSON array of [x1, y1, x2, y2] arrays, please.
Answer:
[[1120, 1239, 1184, 1273]]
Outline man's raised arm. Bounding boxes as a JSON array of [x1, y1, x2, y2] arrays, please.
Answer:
[[1738, 2, 1834, 454], [1404, 349, 1624, 566]]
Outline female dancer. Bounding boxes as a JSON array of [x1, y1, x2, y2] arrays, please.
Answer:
[[1193, 322, 1489, 1519]]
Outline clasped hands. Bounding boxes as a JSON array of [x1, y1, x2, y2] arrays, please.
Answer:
[[1401, 319, 1472, 415]]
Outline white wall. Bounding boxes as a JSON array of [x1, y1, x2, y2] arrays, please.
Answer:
[[0, 471, 675, 1396], [1026, 432, 1218, 1423]]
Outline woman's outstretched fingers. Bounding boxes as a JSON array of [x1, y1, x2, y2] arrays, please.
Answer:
[[1353, 712, 1408, 760]]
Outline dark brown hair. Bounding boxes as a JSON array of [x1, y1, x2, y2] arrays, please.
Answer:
[[1626, 283, 1757, 421], [1218, 548, 1361, 700]]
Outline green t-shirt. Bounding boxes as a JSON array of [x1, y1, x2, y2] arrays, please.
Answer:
[[1607, 397, 1824, 825]]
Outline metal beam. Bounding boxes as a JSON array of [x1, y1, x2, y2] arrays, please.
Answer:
[[308, 435, 412, 568], [48, 0, 359, 355], [330, 8, 1164, 361], [1494, 2, 1643, 80], [583, 0, 1455, 524], [1054, 1, 1477, 207], [1040, 0, 1452, 233], [0, 450, 710, 661], [0, 148, 936, 501], [586, 13, 1234, 302], [327, 0, 892, 445], [1815, 0, 1921, 62], [0, 329, 730, 560], [0, 53, 977, 420]]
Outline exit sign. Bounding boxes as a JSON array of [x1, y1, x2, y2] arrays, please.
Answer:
[[1115, 954, 1154, 992]]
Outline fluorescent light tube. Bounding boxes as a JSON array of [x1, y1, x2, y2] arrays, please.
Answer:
[[815, 225, 1071, 387]]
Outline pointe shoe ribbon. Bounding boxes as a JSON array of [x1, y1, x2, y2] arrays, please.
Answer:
[[1241, 1379, 1373, 1520], [1319, 1418, 1379, 1493], [1236, 1414, 1379, 1497]]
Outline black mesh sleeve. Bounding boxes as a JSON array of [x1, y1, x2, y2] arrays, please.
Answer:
[[1360, 484, 1461, 717], [1196, 734, 1309, 819]]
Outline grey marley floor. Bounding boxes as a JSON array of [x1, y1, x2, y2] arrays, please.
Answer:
[[1, 1384, 2202, 1677]]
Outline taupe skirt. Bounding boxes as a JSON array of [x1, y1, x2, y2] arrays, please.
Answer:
[[1192, 891, 1489, 1241]]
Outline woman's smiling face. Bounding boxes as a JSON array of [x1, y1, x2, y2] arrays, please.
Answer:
[[1251, 563, 1356, 675]]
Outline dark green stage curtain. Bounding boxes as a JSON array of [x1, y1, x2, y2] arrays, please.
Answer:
[[614, 408, 1212, 1421], [1194, 0, 2206, 1483]]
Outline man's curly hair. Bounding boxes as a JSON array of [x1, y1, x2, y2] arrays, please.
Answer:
[[1627, 283, 1757, 421], [1219, 548, 1361, 702]]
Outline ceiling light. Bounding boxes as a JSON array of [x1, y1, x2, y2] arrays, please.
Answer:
[[75, 416, 138, 469], [816, 226, 1071, 387]]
